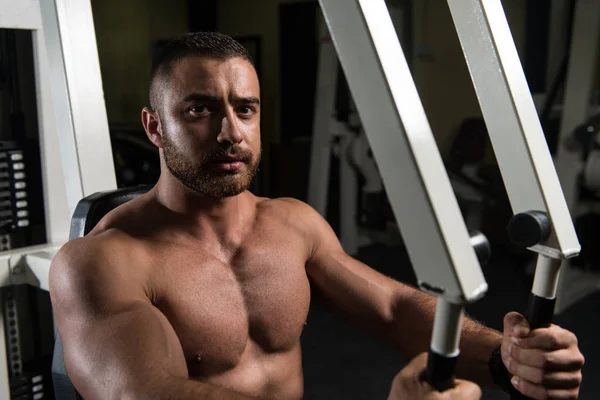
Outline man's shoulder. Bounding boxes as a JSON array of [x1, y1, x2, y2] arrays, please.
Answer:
[[258, 197, 322, 223], [257, 196, 332, 238], [53, 230, 131, 269], [51, 230, 144, 290]]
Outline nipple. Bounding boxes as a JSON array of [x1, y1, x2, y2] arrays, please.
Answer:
[[196, 354, 203, 363]]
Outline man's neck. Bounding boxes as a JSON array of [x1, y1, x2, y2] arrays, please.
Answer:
[[153, 174, 254, 247]]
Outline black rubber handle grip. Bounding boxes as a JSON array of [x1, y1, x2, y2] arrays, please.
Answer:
[[526, 294, 556, 330], [510, 295, 556, 400], [426, 350, 458, 392]]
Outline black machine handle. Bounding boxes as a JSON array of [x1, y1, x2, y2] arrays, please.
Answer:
[[509, 295, 557, 400], [525, 295, 556, 331], [426, 351, 458, 392], [507, 211, 555, 400]]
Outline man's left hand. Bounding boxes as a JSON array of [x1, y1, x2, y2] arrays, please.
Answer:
[[501, 312, 585, 400]]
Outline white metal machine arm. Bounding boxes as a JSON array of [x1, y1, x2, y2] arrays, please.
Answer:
[[447, 0, 579, 259], [447, 4, 581, 398], [318, 0, 489, 390], [447, 0, 580, 314]]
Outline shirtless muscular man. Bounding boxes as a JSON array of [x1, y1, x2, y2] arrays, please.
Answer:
[[49, 32, 584, 400]]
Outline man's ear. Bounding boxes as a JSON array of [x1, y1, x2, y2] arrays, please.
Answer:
[[142, 107, 163, 148]]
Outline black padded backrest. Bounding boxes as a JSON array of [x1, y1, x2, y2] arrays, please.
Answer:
[[68, 185, 153, 240], [53, 185, 152, 400]]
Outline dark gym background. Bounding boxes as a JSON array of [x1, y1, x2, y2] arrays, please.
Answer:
[[17, 0, 594, 398]]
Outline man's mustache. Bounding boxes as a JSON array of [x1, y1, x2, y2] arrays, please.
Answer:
[[206, 147, 253, 162]]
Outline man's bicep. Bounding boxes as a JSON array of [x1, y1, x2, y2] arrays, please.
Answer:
[[300, 202, 409, 322], [65, 303, 188, 397], [50, 241, 188, 399]]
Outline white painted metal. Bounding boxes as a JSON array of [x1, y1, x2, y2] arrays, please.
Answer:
[[319, 0, 488, 302], [446, 0, 580, 260], [0, 0, 40, 30], [0, 255, 10, 400], [0, 0, 70, 384], [38, 0, 84, 217], [1, 0, 74, 247], [532, 256, 562, 299], [1, 0, 115, 396], [40, 0, 117, 212], [431, 300, 463, 357], [33, 29, 73, 246], [24, 248, 59, 292]]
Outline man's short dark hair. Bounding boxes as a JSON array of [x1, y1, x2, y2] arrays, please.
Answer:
[[149, 32, 253, 112]]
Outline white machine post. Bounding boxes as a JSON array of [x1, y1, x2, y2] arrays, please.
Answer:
[[39, 0, 118, 217], [318, 0, 489, 390], [446, 4, 581, 398], [0, 0, 116, 397]]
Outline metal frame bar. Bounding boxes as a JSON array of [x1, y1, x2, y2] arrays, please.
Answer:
[[40, 0, 117, 216], [0, 1, 68, 397], [319, 2, 488, 387], [447, 0, 580, 261], [0, 0, 115, 397], [319, 0, 487, 304]]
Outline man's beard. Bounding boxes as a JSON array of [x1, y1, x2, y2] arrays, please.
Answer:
[[162, 132, 260, 198]]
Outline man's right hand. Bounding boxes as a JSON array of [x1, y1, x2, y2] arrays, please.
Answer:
[[388, 353, 482, 400]]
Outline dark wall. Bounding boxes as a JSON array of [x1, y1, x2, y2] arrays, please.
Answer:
[[279, 1, 319, 144], [188, 0, 218, 32]]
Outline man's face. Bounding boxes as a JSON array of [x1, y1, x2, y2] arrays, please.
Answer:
[[157, 56, 261, 198]]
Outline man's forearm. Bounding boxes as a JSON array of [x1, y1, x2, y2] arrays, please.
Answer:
[[456, 316, 502, 387], [388, 286, 502, 387]]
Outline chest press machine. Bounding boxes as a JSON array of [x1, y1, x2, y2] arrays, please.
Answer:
[[317, 0, 580, 397], [0, 0, 583, 399]]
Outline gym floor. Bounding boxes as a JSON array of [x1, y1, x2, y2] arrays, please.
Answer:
[[300, 243, 599, 399]]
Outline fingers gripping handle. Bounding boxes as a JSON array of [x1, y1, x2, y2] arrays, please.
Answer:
[[508, 212, 562, 400], [511, 257, 561, 400], [509, 295, 558, 400]]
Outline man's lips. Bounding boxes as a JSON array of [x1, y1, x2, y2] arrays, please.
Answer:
[[210, 157, 246, 171], [212, 156, 244, 163]]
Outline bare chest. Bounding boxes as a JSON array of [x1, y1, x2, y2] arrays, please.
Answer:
[[151, 238, 311, 375]]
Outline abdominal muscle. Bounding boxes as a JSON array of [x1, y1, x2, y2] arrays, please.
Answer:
[[189, 340, 305, 400]]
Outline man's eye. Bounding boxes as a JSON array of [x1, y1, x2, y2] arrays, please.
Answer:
[[239, 106, 254, 115], [190, 105, 209, 114]]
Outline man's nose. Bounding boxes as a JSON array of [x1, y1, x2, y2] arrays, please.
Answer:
[[216, 112, 243, 145]]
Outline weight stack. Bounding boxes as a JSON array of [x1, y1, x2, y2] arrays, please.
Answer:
[[1, 284, 55, 399], [0, 141, 32, 251]]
